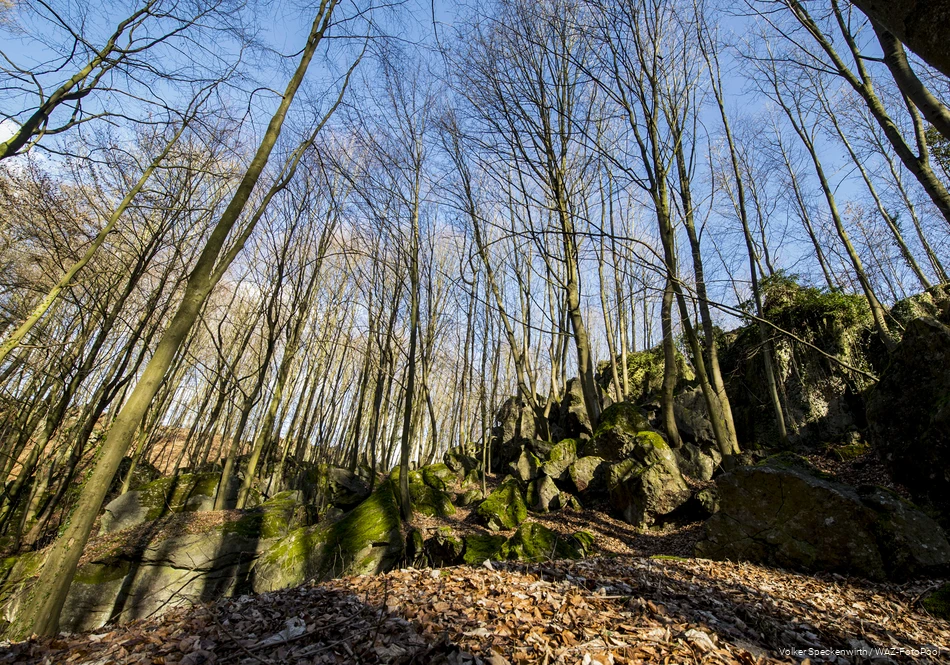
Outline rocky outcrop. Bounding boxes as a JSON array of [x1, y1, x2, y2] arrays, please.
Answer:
[[509, 450, 542, 482], [429, 524, 593, 566], [607, 442, 691, 528], [5, 492, 311, 632], [673, 388, 715, 449], [696, 459, 950, 581], [866, 317, 950, 529], [526, 475, 561, 512], [252, 481, 404, 593], [674, 442, 722, 481], [588, 402, 654, 462], [541, 438, 577, 482], [568, 456, 608, 495], [100, 472, 246, 534]]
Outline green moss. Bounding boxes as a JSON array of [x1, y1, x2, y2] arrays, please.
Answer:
[[220, 491, 304, 540], [137, 472, 220, 522], [831, 441, 871, 462], [476, 477, 527, 531], [597, 347, 693, 401], [594, 403, 650, 439], [548, 439, 577, 464], [462, 534, 507, 564], [500, 523, 592, 562], [422, 464, 457, 491], [923, 583, 950, 620], [73, 560, 132, 585], [409, 482, 456, 518], [650, 554, 688, 562]]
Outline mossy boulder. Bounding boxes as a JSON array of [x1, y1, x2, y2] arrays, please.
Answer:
[[476, 477, 528, 531], [542, 439, 577, 481], [100, 472, 238, 534], [866, 317, 950, 530], [673, 442, 722, 481], [501, 523, 593, 562], [222, 490, 312, 541], [696, 464, 950, 581], [422, 463, 458, 491], [462, 534, 508, 564], [252, 480, 404, 592], [444, 448, 480, 474], [425, 527, 465, 567], [409, 481, 456, 518], [455, 487, 484, 507], [608, 456, 690, 528], [597, 346, 693, 404], [509, 450, 542, 482], [590, 403, 655, 462]]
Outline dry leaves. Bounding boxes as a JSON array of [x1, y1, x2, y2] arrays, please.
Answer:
[[5, 554, 946, 664]]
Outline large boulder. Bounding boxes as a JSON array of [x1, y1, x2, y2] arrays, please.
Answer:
[[568, 456, 609, 496], [541, 438, 577, 482], [391, 466, 455, 518], [674, 442, 722, 481], [100, 472, 244, 534], [6, 492, 311, 632], [559, 378, 595, 439], [526, 475, 561, 512], [509, 450, 542, 482], [866, 317, 950, 529], [607, 435, 691, 528], [588, 402, 654, 462], [696, 460, 950, 581], [252, 480, 404, 592], [597, 347, 694, 404], [475, 477, 527, 531], [673, 387, 716, 448], [500, 523, 593, 562], [444, 448, 480, 474]]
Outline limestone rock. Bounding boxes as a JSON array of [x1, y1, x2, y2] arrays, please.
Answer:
[[568, 456, 608, 495], [475, 477, 527, 531], [674, 442, 722, 481], [866, 317, 950, 529], [527, 475, 561, 512], [252, 480, 404, 593], [541, 438, 577, 482], [589, 402, 654, 462], [695, 463, 950, 581], [509, 450, 542, 482]]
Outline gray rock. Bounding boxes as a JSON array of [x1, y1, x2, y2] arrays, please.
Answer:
[[541, 439, 577, 482], [527, 475, 561, 512], [509, 450, 542, 482], [673, 387, 716, 448], [866, 317, 950, 529], [568, 456, 608, 495], [695, 463, 950, 581], [674, 442, 722, 481]]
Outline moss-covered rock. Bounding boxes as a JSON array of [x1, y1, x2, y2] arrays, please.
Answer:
[[542, 439, 577, 481], [596, 347, 693, 404], [606, 433, 690, 528], [425, 527, 465, 567], [568, 456, 608, 495], [866, 317, 950, 530], [422, 463, 458, 491], [475, 477, 527, 531], [221, 490, 312, 541], [501, 523, 593, 562], [509, 450, 542, 482], [455, 488, 484, 507], [462, 534, 507, 564], [252, 480, 404, 592], [409, 481, 456, 518], [590, 403, 656, 462], [100, 472, 235, 534], [444, 448, 481, 474]]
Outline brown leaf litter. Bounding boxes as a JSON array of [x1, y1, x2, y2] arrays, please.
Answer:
[[2, 554, 946, 664]]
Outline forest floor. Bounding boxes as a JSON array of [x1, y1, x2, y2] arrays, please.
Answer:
[[2, 450, 948, 664]]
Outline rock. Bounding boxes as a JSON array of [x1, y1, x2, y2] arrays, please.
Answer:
[[405, 528, 426, 568], [674, 442, 722, 481], [492, 396, 544, 470], [444, 448, 480, 474], [490, 437, 529, 474], [509, 450, 542, 482], [608, 446, 691, 528], [462, 467, 484, 488], [252, 480, 404, 592], [888, 284, 950, 329], [568, 456, 608, 495], [320, 466, 371, 509], [527, 439, 555, 461], [421, 463, 458, 491], [695, 488, 719, 517], [390, 466, 456, 517], [425, 527, 465, 567], [695, 463, 950, 581], [100, 472, 237, 534], [589, 402, 653, 462], [475, 477, 527, 531], [11, 492, 312, 632], [455, 488, 483, 507], [673, 387, 716, 448], [866, 317, 950, 529], [559, 378, 595, 439], [462, 534, 507, 565], [541, 438, 577, 481], [923, 583, 950, 620], [527, 475, 561, 512], [597, 346, 694, 404], [501, 523, 593, 562]]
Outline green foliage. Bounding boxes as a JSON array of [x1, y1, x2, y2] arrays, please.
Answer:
[[926, 126, 950, 172]]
